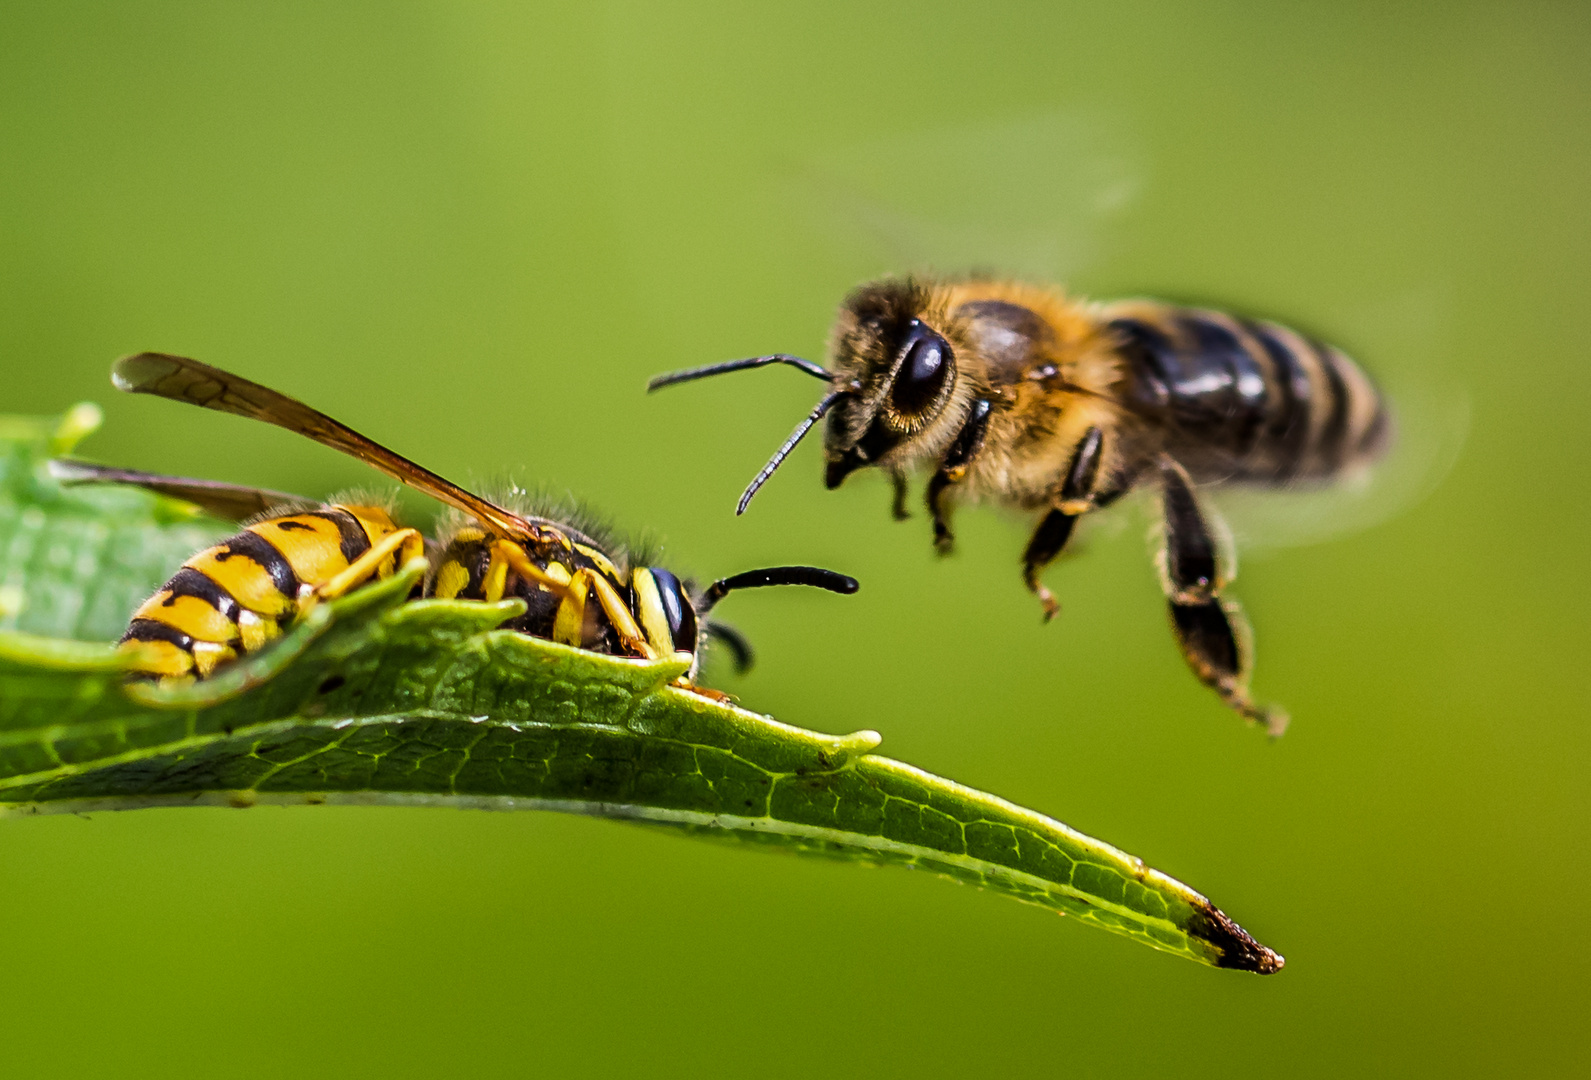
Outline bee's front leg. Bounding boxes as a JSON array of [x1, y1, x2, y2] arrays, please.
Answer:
[[889, 470, 911, 521], [926, 472, 958, 554], [925, 398, 993, 555]]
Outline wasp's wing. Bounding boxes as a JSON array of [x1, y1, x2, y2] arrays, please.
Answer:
[[48, 459, 303, 521], [112, 352, 544, 544]]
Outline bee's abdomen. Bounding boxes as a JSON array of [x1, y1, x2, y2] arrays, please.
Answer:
[[1105, 304, 1390, 483], [119, 506, 385, 681]]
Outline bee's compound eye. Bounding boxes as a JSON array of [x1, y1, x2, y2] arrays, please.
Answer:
[[648, 567, 697, 654], [891, 322, 952, 415]]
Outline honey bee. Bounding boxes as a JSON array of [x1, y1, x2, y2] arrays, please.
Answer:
[[649, 278, 1391, 731], [98, 353, 857, 687]]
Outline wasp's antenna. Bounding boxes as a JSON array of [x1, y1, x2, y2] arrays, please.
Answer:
[[697, 565, 859, 613], [737, 391, 845, 514], [702, 620, 755, 674], [647, 354, 834, 392]]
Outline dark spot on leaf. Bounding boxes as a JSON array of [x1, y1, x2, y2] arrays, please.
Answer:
[[318, 674, 345, 694]]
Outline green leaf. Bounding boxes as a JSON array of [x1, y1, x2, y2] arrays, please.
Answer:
[[0, 405, 231, 641], [0, 409, 1282, 974]]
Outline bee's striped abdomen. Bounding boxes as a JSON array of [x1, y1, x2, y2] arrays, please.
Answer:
[[119, 504, 401, 682], [1105, 303, 1390, 484]]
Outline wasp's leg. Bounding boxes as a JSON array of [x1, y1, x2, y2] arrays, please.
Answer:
[[581, 568, 655, 659], [1157, 457, 1286, 734], [486, 542, 650, 657], [1020, 426, 1106, 621], [550, 569, 592, 649], [676, 682, 736, 703], [926, 398, 993, 553], [703, 620, 754, 674], [299, 528, 426, 616], [889, 470, 910, 521]]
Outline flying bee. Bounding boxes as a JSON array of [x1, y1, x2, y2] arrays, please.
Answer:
[[649, 278, 1392, 731], [98, 352, 858, 687]]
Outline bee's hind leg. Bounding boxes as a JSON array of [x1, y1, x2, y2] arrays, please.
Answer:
[[1156, 456, 1287, 735]]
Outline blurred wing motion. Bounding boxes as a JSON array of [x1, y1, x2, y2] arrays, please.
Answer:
[[112, 352, 545, 544], [1209, 373, 1470, 556], [48, 459, 302, 521], [783, 109, 1141, 282]]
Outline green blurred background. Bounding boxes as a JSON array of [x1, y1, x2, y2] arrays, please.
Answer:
[[3, 2, 1587, 1076]]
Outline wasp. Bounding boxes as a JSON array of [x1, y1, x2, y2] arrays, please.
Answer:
[[649, 278, 1391, 731], [96, 353, 857, 687]]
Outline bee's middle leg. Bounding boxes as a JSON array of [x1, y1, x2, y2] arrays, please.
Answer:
[[1021, 510, 1079, 621], [1021, 425, 1107, 621]]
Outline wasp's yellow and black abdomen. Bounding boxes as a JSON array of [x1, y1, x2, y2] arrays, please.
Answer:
[[1105, 303, 1390, 484], [120, 505, 405, 682]]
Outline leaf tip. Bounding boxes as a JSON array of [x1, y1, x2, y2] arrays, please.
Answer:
[[1190, 904, 1285, 974], [50, 402, 103, 455]]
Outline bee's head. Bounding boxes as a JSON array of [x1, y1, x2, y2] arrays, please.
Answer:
[[823, 278, 960, 489], [644, 277, 961, 514]]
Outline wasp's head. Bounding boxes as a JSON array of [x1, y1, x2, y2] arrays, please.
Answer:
[[632, 564, 858, 682], [632, 565, 701, 665]]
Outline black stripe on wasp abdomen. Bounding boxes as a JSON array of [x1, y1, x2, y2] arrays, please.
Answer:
[[95, 352, 859, 690], [54, 460, 429, 683]]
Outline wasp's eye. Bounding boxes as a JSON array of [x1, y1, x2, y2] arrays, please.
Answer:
[[891, 323, 952, 415], [648, 567, 698, 654]]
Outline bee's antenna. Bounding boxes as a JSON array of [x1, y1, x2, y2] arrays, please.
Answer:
[[697, 565, 859, 613], [737, 391, 845, 514], [647, 354, 834, 392]]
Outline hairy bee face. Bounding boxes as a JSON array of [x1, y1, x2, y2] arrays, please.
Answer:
[[824, 280, 959, 488]]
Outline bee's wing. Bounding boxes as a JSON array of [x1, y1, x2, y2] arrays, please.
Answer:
[[782, 110, 1141, 282], [1210, 375, 1470, 557], [48, 459, 304, 521], [112, 352, 546, 545]]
